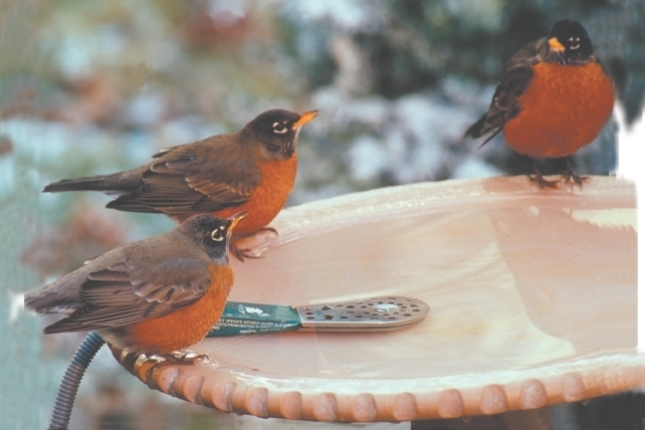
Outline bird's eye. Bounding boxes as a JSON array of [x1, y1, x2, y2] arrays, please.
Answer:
[[568, 37, 580, 50], [272, 122, 288, 134], [211, 226, 225, 241]]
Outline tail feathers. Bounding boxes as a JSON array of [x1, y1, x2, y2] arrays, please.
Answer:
[[463, 114, 488, 139], [43, 305, 112, 334], [24, 292, 77, 315], [463, 114, 503, 148], [43, 317, 90, 334], [25, 296, 94, 333], [24, 287, 81, 314], [43, 173, 131, 193]]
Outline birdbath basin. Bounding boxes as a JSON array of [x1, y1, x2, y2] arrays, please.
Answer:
[[111, 175, 641, 423]]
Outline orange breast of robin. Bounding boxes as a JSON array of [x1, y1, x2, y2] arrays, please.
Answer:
[[126, 264, 234, 354], [503, 62, 615, 158], [211, 155, 298, 235]]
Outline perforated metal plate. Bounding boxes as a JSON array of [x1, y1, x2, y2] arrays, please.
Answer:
[[297, 296, 430, 332]]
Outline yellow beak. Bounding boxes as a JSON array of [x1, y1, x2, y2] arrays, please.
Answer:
[[292, 110, 319, 130], [227, 212, 248, 231], [548, 37, 565, 52]]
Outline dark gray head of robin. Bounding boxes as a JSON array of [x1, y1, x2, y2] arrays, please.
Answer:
[[241, 109, 318, 159], [544, 19, 594, 65], [179, 212, 248, 260]]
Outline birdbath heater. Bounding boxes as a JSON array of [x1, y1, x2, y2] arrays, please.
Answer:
[[111, 176, 641, 427]]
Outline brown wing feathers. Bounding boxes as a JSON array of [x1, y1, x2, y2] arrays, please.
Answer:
[[105, 155, 260, 215], [464, 66, 535, 144], [42, 257, 212, 333], [464, 39, 541, 143]]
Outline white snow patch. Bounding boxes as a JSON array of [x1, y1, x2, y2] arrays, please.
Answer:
[[292, 0, 371, 30], [453, 156, 503, 179], [349, 136, 388, 182]]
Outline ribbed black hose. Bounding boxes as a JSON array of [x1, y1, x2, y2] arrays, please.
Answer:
[[48, 331, 105, 430]]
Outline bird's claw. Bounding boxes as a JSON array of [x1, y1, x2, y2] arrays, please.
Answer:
[[162, 351, 209, 365], [529, 162, 560, 189], [529, 173, 560, 189], [229, 228, 278, 262], [561, 158, 588, 187], [561, 171, 588, 187], [144, 351, 209, 382], [230, 243, 263, 262], [255, 226, 278, 235]]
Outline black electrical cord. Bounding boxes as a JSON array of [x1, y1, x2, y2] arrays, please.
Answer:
[[48, 331, 105, 430]]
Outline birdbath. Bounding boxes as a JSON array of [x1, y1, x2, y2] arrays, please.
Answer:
[[111, 176, 642, 428]]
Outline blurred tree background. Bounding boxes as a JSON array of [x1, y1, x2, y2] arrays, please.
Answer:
[[1, 0, 643, 429]]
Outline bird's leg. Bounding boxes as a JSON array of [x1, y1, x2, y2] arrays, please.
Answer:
[[228, 228, 279, 262], [257, 226, 278, 235], [144, 351, 209, 381], [161, 350, 209, 364], [561, 157, 588, 187], [529, 162, 559, 189], [229, 243, 262, 262]]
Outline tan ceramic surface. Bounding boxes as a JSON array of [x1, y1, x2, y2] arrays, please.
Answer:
[[112, 175, 641, 422]]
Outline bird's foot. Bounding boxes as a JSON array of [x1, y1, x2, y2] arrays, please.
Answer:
[[528, 173, 560, 189], [256, 226, 278, 235], [160, 351, 209, 365], [229, 228, 278, 262], [561, 171, 588, 187], [144, 351, 209, 381], [528, 163, 560, 189], [561, 158, 588, 187], [230, 243, 262, 262]]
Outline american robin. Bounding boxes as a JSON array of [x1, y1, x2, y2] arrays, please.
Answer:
[[44, 109, 318, 259], [24, 212, 247, 361], [464, 19, 615, 188]]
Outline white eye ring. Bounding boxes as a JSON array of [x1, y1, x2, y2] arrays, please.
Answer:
[[272, 122, 288, 134], [567, 37, 580, 50], [211, 227, 225, 241]]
